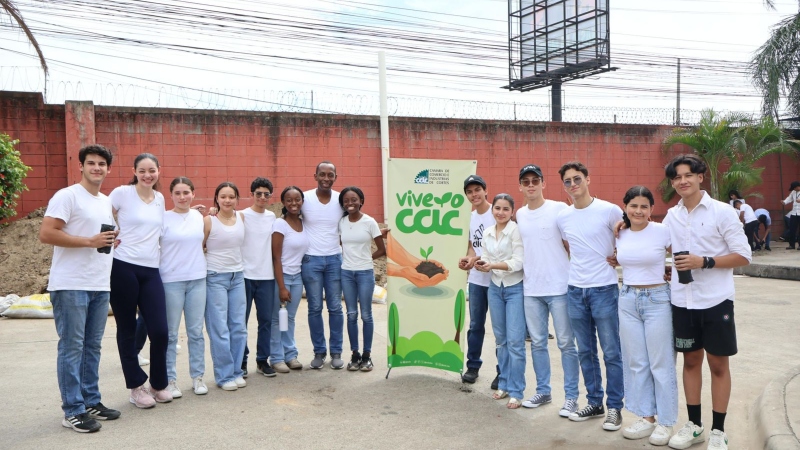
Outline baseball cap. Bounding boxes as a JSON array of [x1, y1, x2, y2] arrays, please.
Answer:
[[463, 175, 486, 192], [519, 164, 544, 179]]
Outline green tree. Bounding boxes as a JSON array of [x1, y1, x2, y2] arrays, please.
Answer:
[[0, 134, 32, 221], [750, 1, 800, 118], [453, 289, 465, 344], [1, 1, 48, 77], [388, 303, 399, 356]]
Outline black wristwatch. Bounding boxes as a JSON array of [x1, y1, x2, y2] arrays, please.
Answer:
[[702, 256, 716, 269]]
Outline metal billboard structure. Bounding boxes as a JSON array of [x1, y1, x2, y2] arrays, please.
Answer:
[[506, 0, 615, 120]]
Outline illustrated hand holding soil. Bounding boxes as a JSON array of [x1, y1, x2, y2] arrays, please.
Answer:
[[385, 231, 449, 288]]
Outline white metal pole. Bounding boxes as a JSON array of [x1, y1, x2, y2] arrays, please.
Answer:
[[379, 51, 390, 223]]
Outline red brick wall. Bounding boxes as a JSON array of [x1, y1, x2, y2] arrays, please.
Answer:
[[2, 91, 798, 233]]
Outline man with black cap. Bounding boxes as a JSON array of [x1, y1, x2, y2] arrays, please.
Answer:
[[458, 174, 500, 389], [515, 164, 580, 418]]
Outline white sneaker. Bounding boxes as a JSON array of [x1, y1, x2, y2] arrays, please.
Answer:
[[234, 376, 247, 388], [650, 424, 672, 446], [220, 380, 238, 391], [623, 418, 655, 440], [192, 377, 208, 395], [706, 429, 728, 450], [137, 354, 150, 366], [176, 344, 181, 354], [668, 421, 705, 449], [166, 380, 182, 399]]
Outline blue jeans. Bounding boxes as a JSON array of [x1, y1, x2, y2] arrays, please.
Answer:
[[205, 271, 247, 385], [488, 281, 526, 399], [342, 269, 375, 353], [524, 294, 580, 399], [243, 279, 276, 365], [164, 278, 206, 381], [52, 290, 109, 416], [619, 284, 678, 426], [467, 283, 498, 374], [270, 273, 303, 363], [567, 284, 624, 410], [301, 254, 344, 355]]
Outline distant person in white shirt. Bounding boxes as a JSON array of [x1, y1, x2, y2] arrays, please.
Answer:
[[457, 175, 499, 388], [302, 161, 345, 370], [662, 154, 751, 450], [733, 200, 758, 250], [556, 161, 624, 431], [781, 181, 800, 250], [475, 193, 525, 410], [752, 208, 772, 251], [515, 164, 579, 417], [727, 190, 744, 208], [40, 145, 120, 432]]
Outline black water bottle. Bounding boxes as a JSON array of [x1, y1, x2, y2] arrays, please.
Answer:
[[673, 251, 694, 284], [98, 224, 114, 254]]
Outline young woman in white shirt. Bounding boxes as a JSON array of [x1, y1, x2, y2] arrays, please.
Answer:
[[159, 177, 208, 397], [109, 153, 172, 408], [338, 187, 386, 372], [475, 193, 525, 409], [614, 186, 677, 446], [270, 186, 309, 372], [203, 182, 248, 391]]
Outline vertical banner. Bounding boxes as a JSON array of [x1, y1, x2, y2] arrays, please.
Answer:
[[386, 159, 476, 373]]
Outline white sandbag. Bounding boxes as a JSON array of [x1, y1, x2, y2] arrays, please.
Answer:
[[0, 294, 20, 315], [1, 293, 53, 319], [372, 286, 387, 304]]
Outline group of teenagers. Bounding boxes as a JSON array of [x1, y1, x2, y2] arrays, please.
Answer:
[[458, 155, 753, 450], [40, 145, 385, 434], [728, 182, 800, 252]]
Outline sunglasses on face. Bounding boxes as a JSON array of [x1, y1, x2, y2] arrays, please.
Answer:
[[254, 192, 272, 198], [562, 176, 584, 188], [520, 178, 542, 186]]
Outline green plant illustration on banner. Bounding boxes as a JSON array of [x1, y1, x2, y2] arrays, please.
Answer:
[[419, 246, 433, 261], [387, 289, 466, 372]]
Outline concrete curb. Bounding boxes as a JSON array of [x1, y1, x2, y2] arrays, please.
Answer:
[[753, 364, 800, 450], [735, 264, 800, 282]]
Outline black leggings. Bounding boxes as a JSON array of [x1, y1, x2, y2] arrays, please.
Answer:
[[110, 258, 168, 390]]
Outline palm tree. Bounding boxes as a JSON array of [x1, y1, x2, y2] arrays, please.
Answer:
[[750, 1, 800, 118], [1, 0, 48, 76]]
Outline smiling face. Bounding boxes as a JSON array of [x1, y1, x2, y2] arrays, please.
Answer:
[[282, 189, 304, 216], [519, 174, 544, 202], [216, 187, 238, 213], [625, 195, 653, 228], [314, 163, 337, 190], [670, 163, 703, 199], [464, 184, 487, 207], [80, 153, 109, 186], [342, 190, 362, 215], [561, 168, 589, 200], [133, 157, 159, 189], [492, 199, 513, 225], [252, 186, 272, 208], [171, 183, 195, 211]]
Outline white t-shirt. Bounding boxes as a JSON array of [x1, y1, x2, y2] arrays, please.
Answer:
[[557, 198, 623, 288], [301, 189, 342, 256], [516, 200, 570, 296], [45, 184, 115, 292], [240, 208, 276, 280], [339, 214, 381, 271], [109, 185, 165, 268], [159, 210, 206, 283], [467, 208, 495, 287], [273, 218, 310, 275], [739, 204, 757, 223], [616, 222, 671, 286]]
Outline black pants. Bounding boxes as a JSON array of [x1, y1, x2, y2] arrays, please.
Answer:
[[788, 215, 800, 248], [135, 314, 147, 353], [110, 258, 169, 390], [744, 220, 759, 250]]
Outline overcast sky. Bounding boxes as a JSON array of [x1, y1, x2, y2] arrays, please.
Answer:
[[1, 0, 798, 121]]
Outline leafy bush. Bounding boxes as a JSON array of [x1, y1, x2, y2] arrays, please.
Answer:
[[0, 134, 32, 221]]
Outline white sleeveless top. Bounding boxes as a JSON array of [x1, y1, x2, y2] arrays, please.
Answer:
[[206, 214, 245, 273]]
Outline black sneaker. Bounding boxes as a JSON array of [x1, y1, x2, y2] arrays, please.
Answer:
[[62, 413, 101, 433], [347, 351, 362, 371], [86, 403, 120, 421], [787, 246, 796, 250], [241, 362, 248, 378], [602, 408, 622, 431], [257, 360, 277, 377], [461, 368, 479, 384], [569, 404, 605, 422], [359, 354, 373, 372], [490, 373, 499, 391]]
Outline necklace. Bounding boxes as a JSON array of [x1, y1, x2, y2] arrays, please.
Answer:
[[218, 212, 235, 222], [174, 209, 191, 221]]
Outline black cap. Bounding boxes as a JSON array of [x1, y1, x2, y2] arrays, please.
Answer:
[[519, 164, 544, 179], [463, 175, 486, 191]]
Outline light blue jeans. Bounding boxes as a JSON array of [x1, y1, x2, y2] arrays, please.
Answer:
[[524, 294, 580, 399], [301, 254, 344, 355], [205, 271, 247, 385], [488, 281, 526, 400], [568, 284, 624, 410], [619, 284, 678, 426], [270, 273, 303, 364], [51, 290, 109, 416], [164, 278, 206, 382], [342, 269, 375, 353]]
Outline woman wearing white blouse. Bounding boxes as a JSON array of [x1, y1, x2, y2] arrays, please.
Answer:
[[476, 193, 525, 409]]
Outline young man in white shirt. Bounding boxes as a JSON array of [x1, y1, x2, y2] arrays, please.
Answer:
[[781, 181, 800, 250], [39, 145, 121, 433], [515, 164, 580, 417], [301, 161, 345, 370], [555, 161, 624, 431], [733, 200, 758, 251], [457, 175, 499, 389], [240, 177, 279, 377], [753, 208, 772, 251], [662, 154, 751, 450]]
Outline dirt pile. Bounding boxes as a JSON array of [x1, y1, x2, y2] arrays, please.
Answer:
[[0, 208, 52, 296]]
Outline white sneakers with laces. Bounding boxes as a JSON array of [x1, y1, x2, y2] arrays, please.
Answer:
[[706, 429, 728, 450], [166, 380, 182, 399], [649, 423, 672, 446], [622, 418, 655, 440], [192, 377, 208, 395], [668, 421, 705, 449]]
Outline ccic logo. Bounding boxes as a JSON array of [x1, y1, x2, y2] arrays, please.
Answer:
[[414, 170, 430, 184]]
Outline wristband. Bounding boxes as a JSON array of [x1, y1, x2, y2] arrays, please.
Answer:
[[702, 256, 708, 269], [706, 257, 716, 269]]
